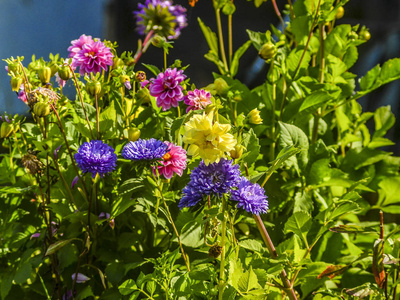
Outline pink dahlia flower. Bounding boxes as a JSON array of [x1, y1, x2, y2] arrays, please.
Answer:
[[153, 142, 187, 179], [71, 41, 114, 76], [68, 34, 94, 58], [184, 89, 212, 113], [149, 68, 186, 111]]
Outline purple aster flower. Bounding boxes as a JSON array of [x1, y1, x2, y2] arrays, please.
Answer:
[[231, 177, 269, 215], [122, 138, 168, 161], [149, 68, 186, 111], [71, 41, 114, 76], [68, 34, 94, 58], [179, 159, 241, 209], [134, 0, 187, 40], [184, 89, 212, 113], [74, 140, 117, 178]]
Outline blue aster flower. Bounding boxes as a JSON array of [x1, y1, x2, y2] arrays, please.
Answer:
[[231, 177, 269, 215], [75, 140, 117, 178], [179, 159, 241, 209], [122, 138, 168, 161]]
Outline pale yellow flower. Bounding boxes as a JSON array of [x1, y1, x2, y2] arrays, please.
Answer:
[[248, 108, 263, 125], [183, 112, 236, 165]]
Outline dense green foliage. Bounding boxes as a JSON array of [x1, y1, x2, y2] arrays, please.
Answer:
[[1, 0, 400, 299]]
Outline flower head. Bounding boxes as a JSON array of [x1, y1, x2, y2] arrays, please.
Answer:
[[231, 177, 268, 215], [183, 112, 236, 165], [71, 40, 114, 76], [74, 140, 117, 178], [122, 138, 168, 161], [153, 142, 187, 179], [248, 108, 263, 125], [68, 34, 94, 58], [134, 0, 187, 40], [149, 68, 186, 111], [184, 89, 212, 113], [179, 159, 240, 209]]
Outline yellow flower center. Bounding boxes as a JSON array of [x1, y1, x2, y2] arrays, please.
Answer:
[[163, 152, 172, 161]]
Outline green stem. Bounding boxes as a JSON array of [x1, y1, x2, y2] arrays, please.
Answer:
[[218, 196, 227, 300], [95, 94, 100, 139], [70, 65, 94, 139], [228, 9, 233, 66], [254, 215, 297, 300], [214, 4, 229, 74]]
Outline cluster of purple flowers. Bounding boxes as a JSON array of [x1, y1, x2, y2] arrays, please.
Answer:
[[179, 159, 269, 215], [68, 34, 114, 76], [122, 138, 169, 161]]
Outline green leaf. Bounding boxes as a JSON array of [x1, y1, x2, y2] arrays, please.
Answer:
[[372, 239, 385, 288], [299, 91, 334, 112], [241, 129, 260, 167], [239, 239, 264, 253], [230, 40, 251, 77], [45, 238, 79, 256], [291, 15, 312, 44], [329, 224, 378, 234], [286, 47, 312, 79], [237, 267, 260, 293], [198, 18, 219, 55], [284, 212, 312, 248], [76, 285, 94, 300], [373, 105, 395, 138], [246, 30, 270, 51], [228, 258, 243, 290], [73, 101, 96, 122], [359, 64, 381, 91], [377, 176, 400, 208], [278, 122, 309, 169], [142, 64, 161, 76], [13, 262, 32, 284], [294, 191, 314, 214]]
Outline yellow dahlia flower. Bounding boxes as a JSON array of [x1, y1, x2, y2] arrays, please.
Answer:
[[183, 112, 236, 165]]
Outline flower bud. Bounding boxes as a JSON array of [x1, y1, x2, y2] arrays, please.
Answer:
[[49, 63, 58, 77], [230, 145, 244, 159], [152, 35, 166, 48], [135, 71, 146, 82], [58, 65, 72, 81], [112, 57, 124, 69], [33, 102, 51, 117], [86, 80, 102, 97], [258, 43, 276, 61], [214, 78, 229, 96], [8, 62, 21, 74], [359, 29, 371, 41], [120, 75, 131, 89], [335, 6, 344, 19], [0, 122, 14, 138], [38, 66, 52, 83], [126, 127, 141, 142], [231, 91, 243, 102], [11, 76, 23, 92], [248, 108, 263, 125]]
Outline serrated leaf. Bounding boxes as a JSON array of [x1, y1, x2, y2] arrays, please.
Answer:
[[241, 129, 260, 167], [119, 280, 138, 296], [284, 212, 312, 248], [237, 267, 260, 293], [299, 91, 334, 112], [239, 239, 264, 253], [373, 105, 395, 138]]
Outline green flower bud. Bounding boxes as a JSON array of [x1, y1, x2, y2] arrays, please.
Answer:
[[125, 127, 141, 142], [10, 76, 23, 92], [230, 145, 244, 159], [0, 122, 14, 139], [58, 65, 72, 81], [8, 62, 21, 74], [33, 102, 51, 117], [152, 35, 167, 48], [232, 91, 243, 102], [258, 42, 276, 61], [359, 29, 371, 41], [38, 66, 52, 83], [335, 6, 344, 19], [49, 63, 58, 77], [86, 81, 102, 97], [214, 77, 229, 96], [112, 57, 124, 69], [248, 108, 263, 125]]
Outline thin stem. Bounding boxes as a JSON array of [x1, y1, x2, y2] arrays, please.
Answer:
[[272, 0, 285, 30], [254, 215, 297, 300], [218, 196, 227, 300], [49, 102, 89, 200], [228, 4, 233, 66], [70, 66, 94, 139], [164, 48, 167, 71], [153, 173, 190, 271], [214, 4, 229, 74], [95, 94, 100, 139], [134, 30, 155, 65]]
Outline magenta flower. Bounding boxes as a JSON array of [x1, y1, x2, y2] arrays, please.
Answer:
[[17, 84, 27, 104], [149, 68, 186, 111], [68, 34, 94, 58], [71, 41, 114, 76], [153, 142, 187, 179], [184, 89, 212, 113]]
